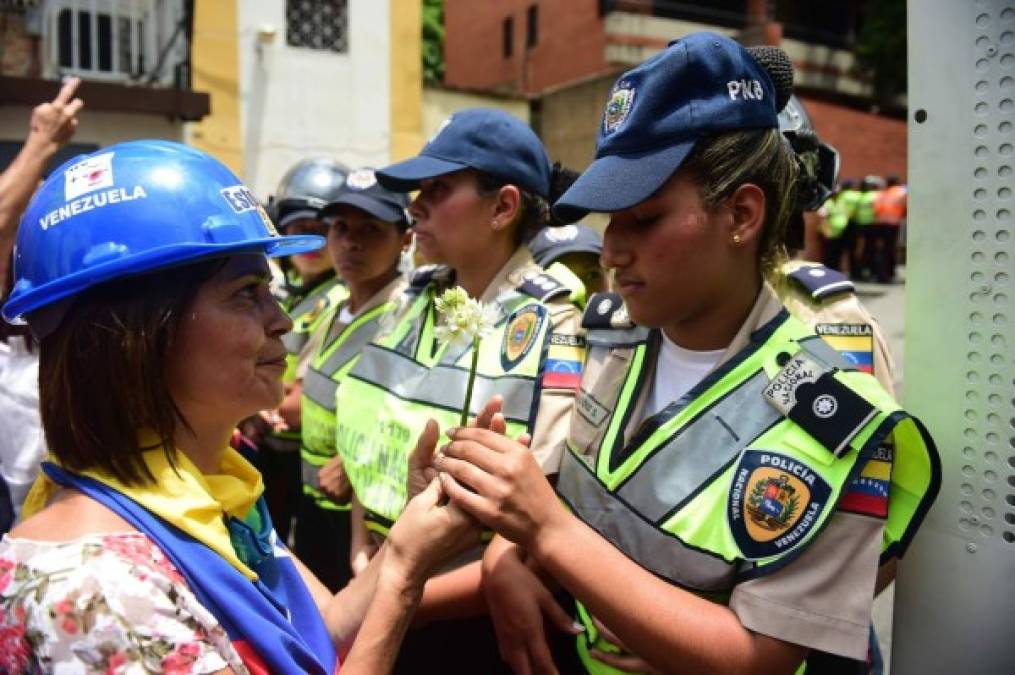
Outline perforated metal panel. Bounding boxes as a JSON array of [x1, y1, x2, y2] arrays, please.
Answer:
[[893, 1, 1015, 672]]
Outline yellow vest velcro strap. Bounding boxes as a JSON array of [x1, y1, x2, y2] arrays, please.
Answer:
[[558, 448, 737, 591], [348, 346, 538, 424]]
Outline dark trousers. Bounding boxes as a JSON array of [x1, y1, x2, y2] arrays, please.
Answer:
[[293, 494, 353, 592], [823, 234, 849, 273], [394, 615, 512, 674], [392, 595, 585, 674], [255, 444, 302, 545], [870, 224, 900, 283]]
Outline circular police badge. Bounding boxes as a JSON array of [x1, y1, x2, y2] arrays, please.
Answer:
[[812, 394, 838, 418], [501, 305, 546, 371], [545, 224, 579, 243], [728, 450, 832, 560], [603, 84, 636, 134], [596, 297, 613, 315], [346, 169, 377, 190]]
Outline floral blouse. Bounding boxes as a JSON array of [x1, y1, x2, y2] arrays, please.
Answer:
[[0, 532, 249, 674]]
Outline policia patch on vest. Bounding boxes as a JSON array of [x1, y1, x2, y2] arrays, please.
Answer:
[[501, 305, 546, 371], [729, 450, 832, 560]]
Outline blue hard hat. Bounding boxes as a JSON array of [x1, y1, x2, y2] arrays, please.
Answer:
[[377, 108, 552, 198], [2, 140, 324, 323], [554, 32, 778, 222]]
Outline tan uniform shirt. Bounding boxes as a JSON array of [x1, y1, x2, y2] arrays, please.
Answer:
[[777, 259, 896, 396], [558, 284, 884, 660], [425, 248, 585, 473]]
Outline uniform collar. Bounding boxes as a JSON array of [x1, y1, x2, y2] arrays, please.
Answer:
[[479, 247, 541, 306], [717, 281, 783, 367]]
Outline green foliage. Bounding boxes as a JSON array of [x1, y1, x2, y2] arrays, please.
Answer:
[[853, 0, 907, 103], [422, 0, 445, 84]]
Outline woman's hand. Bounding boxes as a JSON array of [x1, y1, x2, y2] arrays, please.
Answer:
[[483, 537, 582, 675], [405, 397, 514, 502], [317, 455, 352, 504], [385, 479, 481, 590], [588, 615, 663, 674], [435, 427, 568, 549]]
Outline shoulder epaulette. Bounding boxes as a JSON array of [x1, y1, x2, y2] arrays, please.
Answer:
[[786, 264, 854, 300], [409, 264, 447, 290], [516, 271, 570, 302], [582, 293, 633, 329]]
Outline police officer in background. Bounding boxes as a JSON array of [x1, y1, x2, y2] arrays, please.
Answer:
[[439, 34, 939, 675], [529, 222, 610, 297], [334, 108, 586, 673], [295, 168, 412, 592], [248, 157, 349, 543]]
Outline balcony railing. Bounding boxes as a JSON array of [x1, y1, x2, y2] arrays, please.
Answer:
[[40, 0, 187, 86]]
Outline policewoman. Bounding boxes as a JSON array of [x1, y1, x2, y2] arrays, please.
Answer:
[[295, 168, 412, 592], [436, 34, 940, 674], [0, 140, 477, 674], [334, 108, 584, 672], [258, 157, 350, 543]]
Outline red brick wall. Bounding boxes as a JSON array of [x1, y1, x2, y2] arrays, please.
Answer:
[[800, 95, 908, 183], [444, 0, 608, 95]]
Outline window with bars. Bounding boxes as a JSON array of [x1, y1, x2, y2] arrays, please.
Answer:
[[285, 0, 348, 53]]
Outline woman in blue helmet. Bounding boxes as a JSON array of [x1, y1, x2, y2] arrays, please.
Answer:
[[432, 34, 939, 675], [0, 141, 477, 674]]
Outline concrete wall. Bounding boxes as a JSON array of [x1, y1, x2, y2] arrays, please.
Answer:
[[0, 107, 183, 153], [235, 0, 393, 200], [422, 86, 529, 141]]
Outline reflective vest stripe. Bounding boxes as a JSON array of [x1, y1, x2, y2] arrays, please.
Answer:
[[282, 330, 306, 356], [346, 345, 537, 423], [302, 310, 386, 410], [615, 370, 781, 521], [282, 278, 344, 356], [302, 368, 338, 411], [558, 447, 738, 590]]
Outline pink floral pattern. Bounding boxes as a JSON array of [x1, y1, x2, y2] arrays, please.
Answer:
[[0, 532, 249, 673]]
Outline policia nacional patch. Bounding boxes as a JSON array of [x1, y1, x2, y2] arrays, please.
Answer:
[[501, 305, 546, 371], [728, 450, 832, 560]]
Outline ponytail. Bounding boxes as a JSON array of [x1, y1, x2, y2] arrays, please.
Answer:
[[475, 160, 581, 245]]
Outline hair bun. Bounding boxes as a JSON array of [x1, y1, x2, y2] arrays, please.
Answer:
[[745, 46, 793, 113], [548, 162, 581, 224]]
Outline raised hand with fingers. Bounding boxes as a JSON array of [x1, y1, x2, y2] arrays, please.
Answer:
[[30, 77, 84, 149]]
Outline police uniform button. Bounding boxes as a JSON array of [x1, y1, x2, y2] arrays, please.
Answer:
[[776, 351, 791, 366]]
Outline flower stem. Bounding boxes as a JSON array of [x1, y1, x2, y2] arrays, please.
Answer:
[[460, 336, 480, 426]]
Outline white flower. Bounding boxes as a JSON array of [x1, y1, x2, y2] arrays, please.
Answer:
[[434, 286, 498, 349]]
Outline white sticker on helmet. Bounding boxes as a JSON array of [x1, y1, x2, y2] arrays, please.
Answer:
[[65, 152, 115, 200]]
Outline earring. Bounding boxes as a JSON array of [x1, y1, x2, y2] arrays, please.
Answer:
[[732, 233, 742, 244]]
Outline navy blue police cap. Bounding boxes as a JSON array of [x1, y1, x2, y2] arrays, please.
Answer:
[[377, 108, 552, 198], [319, 168, 411, 227], [554, 32, 778, 222], [528, 223, 603, 267]]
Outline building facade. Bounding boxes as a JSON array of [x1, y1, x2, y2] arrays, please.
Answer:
[[444, 0, 908, 182]]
